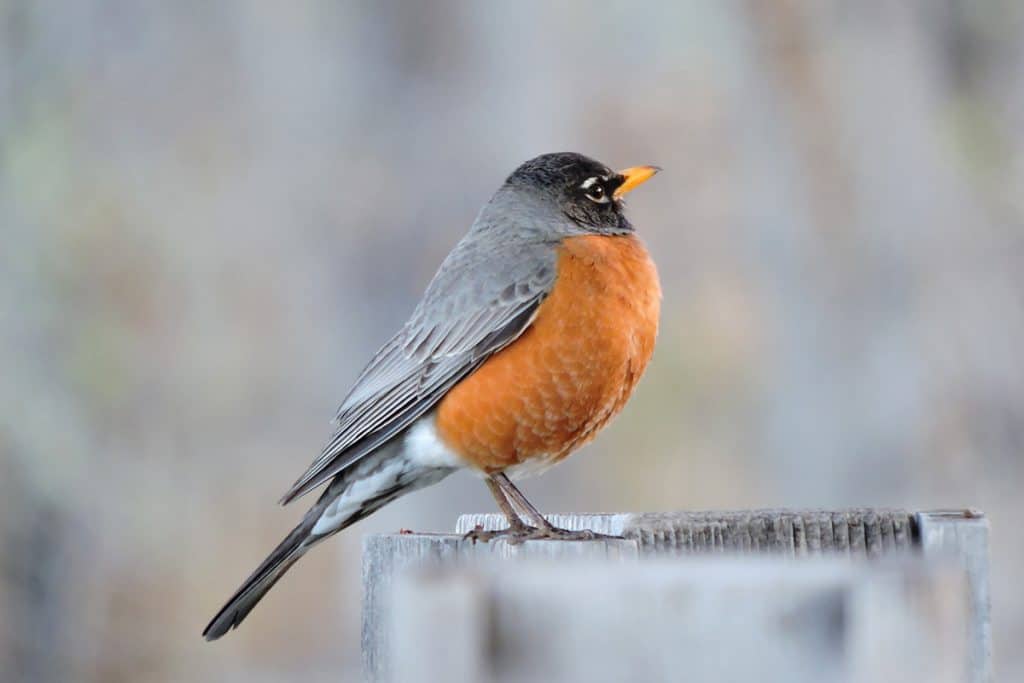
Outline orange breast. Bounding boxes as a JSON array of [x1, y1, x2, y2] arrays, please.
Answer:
[[435, 234, 661, 474]]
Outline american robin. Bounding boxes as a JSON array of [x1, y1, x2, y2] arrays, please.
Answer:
[[203, 152, 661, 640]]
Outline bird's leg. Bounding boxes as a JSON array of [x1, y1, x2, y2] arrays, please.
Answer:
[[463, 476, 537, 544], [492, 473, 622, 541], [484, 476, 533, 532], [464, 473, 623, 543], [492, 473, 555, 530]]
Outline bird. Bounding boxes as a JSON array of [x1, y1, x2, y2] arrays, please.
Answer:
[[202, 152, 661, 640]]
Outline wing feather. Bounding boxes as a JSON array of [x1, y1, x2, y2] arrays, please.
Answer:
[[280, 238, 557, 504]]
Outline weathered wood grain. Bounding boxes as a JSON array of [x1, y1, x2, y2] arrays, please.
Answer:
[[454, 509, 918, 555]]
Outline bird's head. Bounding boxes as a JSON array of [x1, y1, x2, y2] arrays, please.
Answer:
[[496, 152, 660, 237]]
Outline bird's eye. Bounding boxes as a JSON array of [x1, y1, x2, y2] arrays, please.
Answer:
[[581, 177, 610, 204]]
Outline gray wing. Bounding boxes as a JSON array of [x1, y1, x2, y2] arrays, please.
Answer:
[[280, 236, 558, 504]]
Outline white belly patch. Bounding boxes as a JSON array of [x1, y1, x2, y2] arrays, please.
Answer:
[[403, 413, 466, 469]]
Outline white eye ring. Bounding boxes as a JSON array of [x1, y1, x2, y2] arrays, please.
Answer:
[[581, 176, 610, 204]]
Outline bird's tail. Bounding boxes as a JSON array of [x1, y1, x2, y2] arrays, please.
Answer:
[[202, 448, 455, 641], [202, 493, 325, 641]]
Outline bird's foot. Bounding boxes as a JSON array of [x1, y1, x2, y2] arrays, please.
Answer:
[[463, 523, 536, 545], [525, 524, 623, 542], [463, 522, 622, 544]]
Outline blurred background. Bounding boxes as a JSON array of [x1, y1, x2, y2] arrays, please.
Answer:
[[1, 1, 1022, 681]]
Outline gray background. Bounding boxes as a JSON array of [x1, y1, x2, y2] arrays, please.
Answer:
[[1, 2, 1021, 681]]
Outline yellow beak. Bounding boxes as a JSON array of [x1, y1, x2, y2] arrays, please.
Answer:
[[613, 165, 661, 199]]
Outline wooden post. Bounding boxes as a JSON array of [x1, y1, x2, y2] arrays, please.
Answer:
[[362, 509, 989, 683], [916, 510, 992, 683]]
